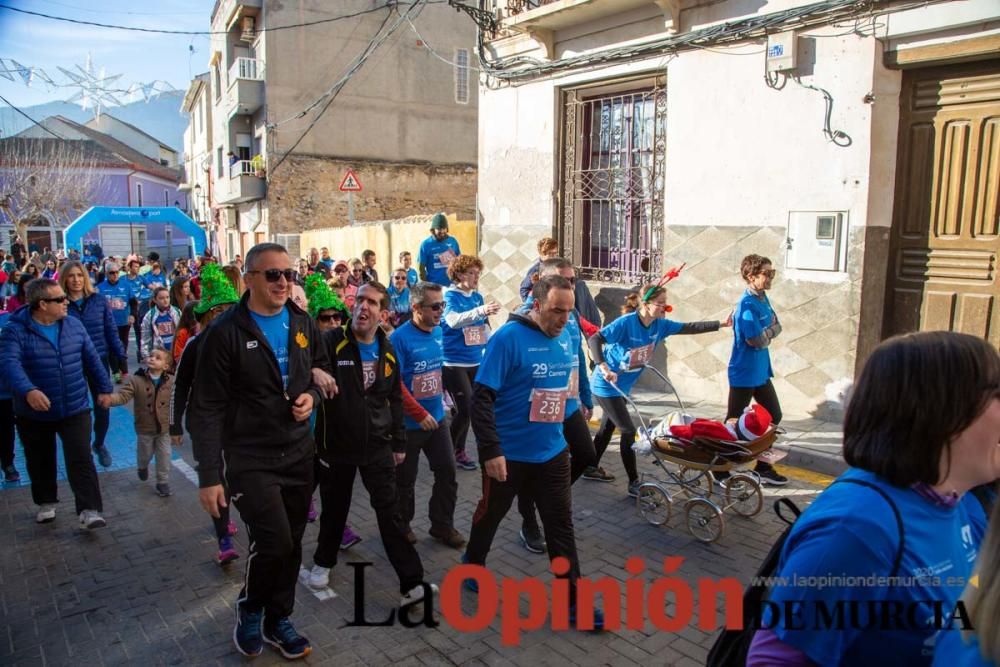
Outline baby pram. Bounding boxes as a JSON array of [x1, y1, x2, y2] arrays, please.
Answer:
[[609, 366, 777, 544]]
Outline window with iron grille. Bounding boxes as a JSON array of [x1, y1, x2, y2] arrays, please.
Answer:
[[454, 48, 470, 104], [560, 76, 666, 284]]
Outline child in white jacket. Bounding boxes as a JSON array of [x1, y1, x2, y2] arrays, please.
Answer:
[[140, 287, 181, 362]]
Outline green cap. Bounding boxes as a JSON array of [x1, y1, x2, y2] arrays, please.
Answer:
[[430, 212, 449, 230], [193, 262, 239, 315], [304, 273, 347, 319]]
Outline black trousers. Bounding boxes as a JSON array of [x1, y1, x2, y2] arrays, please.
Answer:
[[726, 380, 783, 473], [592, 395, 639, 482], [0, 398, 14, 469], [114, 325, 131, 374], [396, 422, 458, 532], [466, 449, 581, 600], [18, 411, 102, 513], [211, 455, 232, 540], [314, 457, 424, 594], [223, 449, 313, 619], [87, 356, 111, 450], [442, 365, 477, 456], [518, 408, 596, 529]]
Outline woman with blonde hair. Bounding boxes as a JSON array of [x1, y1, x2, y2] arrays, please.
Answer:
[[60, 260, 126, 468]]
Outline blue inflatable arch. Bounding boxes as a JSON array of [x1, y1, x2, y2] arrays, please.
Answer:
[[63, 206, 207, 255]]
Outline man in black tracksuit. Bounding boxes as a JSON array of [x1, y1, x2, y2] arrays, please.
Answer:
[[189, 243, 329, 660], [307, 282, 427, 603]]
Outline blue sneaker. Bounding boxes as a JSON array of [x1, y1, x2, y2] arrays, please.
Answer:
[[569, 604, 605, 632], [460, 553, 479, 593], [232, 606, 264, 657], [262, 616, 311, 659]]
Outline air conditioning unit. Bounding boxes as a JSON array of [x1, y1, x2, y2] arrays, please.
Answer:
[[240, 16, 256, 42]]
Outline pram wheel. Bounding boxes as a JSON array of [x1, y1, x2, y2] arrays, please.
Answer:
[[676, 466, 712, 499], [637, 483, 672, 526], [724, 473, 763, 517], [685, 498, 724, 543]]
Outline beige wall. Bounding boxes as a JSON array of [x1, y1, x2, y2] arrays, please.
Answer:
[[300, 214, 477, 282]]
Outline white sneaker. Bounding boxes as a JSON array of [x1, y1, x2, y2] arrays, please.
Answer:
[[400, 583, 439, 607], [36, 504, 57, 523], [79, 510, 106, 530], [308, 564, 331, 589]]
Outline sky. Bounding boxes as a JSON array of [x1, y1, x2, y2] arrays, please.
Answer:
[[0, 0, 212, 109]]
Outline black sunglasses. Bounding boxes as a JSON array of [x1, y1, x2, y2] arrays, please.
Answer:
[[421, 301, 445, 312], [107, 270, 119, 275], [40, 295, 68, 304], [317, 314, 342, 323], [247, 269, 295, 283]]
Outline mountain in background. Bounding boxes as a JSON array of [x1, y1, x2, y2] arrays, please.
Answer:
[[0, 91, 187, 153]]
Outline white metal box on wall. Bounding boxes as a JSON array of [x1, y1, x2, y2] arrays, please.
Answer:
[[785, 211, 847, 272]]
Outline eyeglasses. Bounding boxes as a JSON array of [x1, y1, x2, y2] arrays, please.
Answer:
[[393, 276, 407, 281], [351, 268, 362, 274], [317, 314, 342, 323], [421, 301, 445, 312], [334, 267, 348, 274], [759, 269, 777, 278], [247, 268, 295, 283], [107, 271, 119, 276], [40, 295, 68, 304]]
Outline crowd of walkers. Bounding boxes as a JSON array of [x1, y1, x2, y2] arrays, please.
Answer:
[[1, 212, 999, 666]]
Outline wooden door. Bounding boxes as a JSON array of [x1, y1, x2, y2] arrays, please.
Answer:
[[885, 60, 1000, 345]]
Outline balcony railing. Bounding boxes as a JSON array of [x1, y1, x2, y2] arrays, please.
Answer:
[[230, 159, 263, 177], [228, 57, 264, 86]]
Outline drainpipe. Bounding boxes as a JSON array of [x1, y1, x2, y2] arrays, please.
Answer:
[[125, 169, 138, 255]]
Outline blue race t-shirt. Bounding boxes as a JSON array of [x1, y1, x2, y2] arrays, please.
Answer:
[[390, 321, 445, 429], [388, 286, 411, 320], [517, 297, 591, 416], [142, 270, 168, 293], [764, 468, 987, 666], [124, 273, 147, 303], [151, 308, 178, 353], [441, 286, 487, 366], [932, 628, 993, 667], [357, 338, 380, 391], [589, 312, 683, 397], [97, 279, 133, 327], [729, 289, 776, 388], [418, 235, 460, 286], [406, 267, 418, 287], [474, 318, 576, 463], [36, 320, 60, 349], [250, 307, 290, 388]]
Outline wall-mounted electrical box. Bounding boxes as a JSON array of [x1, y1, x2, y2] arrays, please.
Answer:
[[766, 31, 797, 72], [786, 211, 846, 272]]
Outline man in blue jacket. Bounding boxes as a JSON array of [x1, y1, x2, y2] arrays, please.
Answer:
[[0, 278, 113, 529]]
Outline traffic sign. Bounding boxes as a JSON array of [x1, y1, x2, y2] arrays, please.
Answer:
[[339, 169, 363, 192]]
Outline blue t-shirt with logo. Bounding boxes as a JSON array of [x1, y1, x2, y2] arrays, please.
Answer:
[[441, 287, 487, 366], [418, 235, 460, 286], [474, 318, 575, 463], [250, 307, 290, 389], [406, 267, 418, 287], [765, 468, 987, 666], [729, 289, 776, 388], [390, 321, 445, 429], [357, 338, 380, 391], [517, 297, 591, 415], [97, 279, 134, 326], [142, 270, 168, 293], [589, 312, 683, 398], [123, 273, 146, 303]]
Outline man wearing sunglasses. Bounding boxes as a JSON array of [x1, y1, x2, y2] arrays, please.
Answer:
[[0, 278, 113, 530], [390, 281, 466, 549], [189, 243, 330, 660]]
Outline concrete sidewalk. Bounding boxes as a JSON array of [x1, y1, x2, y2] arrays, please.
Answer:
[[600, 387, 847, 478]]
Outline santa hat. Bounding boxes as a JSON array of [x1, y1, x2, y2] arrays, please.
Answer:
[[734, 403, 773, 441], [670, 418, 738, 441]]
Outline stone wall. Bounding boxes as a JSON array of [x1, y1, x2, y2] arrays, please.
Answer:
[[267, 155, 477, 234]]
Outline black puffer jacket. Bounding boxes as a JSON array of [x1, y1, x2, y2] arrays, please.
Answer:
[[189, 294, 330, 487], [314, 325, 404, 466]]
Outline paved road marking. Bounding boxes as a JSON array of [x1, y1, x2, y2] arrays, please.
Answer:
[[172, 457, 200, 486]]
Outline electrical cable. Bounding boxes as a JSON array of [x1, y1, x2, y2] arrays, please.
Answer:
[[793, 76, 852, 146], [0, 93, 66, 139], [268, 0, 428, 175], [0, 2, 414, 35], [406, 16, 481, 70]]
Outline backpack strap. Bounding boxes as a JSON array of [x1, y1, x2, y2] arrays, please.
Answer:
[[833, 478, 905, 578]]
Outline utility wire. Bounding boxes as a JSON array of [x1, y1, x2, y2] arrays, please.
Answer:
[[268, 0, 428, 175], [0, 2, 410, 35], [0, 93, 66, 139]]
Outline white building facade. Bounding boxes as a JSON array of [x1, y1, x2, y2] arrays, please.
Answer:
[[477, 0, 1000, 416]]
